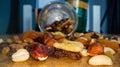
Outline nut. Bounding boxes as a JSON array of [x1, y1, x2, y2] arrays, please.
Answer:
[[1, 46, 10, 55], [88, 55, 113, 65], [104, 47, 115, 60], [0, 38, 3, 44], [52, 32, 66, 38], [30, 43, 48, 61], [23, 38, 34, 43], [45, 18, 73, 34], [12, 49, 30, 62], [6, 38, 13, 43], [104, 47, 115, 55], [53, 40, 84, 52], [80, 49, 88, 56]]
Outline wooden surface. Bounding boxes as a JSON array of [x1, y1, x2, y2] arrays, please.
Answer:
[[0, 35, 120, 67], [0, 50, 120, 67]]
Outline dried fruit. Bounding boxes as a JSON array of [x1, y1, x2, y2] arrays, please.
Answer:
[[87, 43, 104, 56], [98, 39, 119, 51], [21, 30, 41, 41], [45, 18, 73, 35], [53, 48, 81, 60]]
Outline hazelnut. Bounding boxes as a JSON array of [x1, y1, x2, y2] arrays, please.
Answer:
[[30, 43, 48, 61]]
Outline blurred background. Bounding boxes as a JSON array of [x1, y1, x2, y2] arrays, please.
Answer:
[[0, 0, 120, 34]]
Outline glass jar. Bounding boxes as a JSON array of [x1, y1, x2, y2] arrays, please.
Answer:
[[38, 1, 78, 36]]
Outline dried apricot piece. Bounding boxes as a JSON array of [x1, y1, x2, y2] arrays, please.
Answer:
[[87, 43, 104, 56], [21, 30, 41, 40], [98, 39, 119, 51]]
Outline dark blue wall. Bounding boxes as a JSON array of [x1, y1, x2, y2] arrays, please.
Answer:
[[0, 0, 36, 34], [0, 0, 10, 34]]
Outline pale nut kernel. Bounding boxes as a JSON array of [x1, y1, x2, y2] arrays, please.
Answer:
[[38, 56, 48, 61], [54, 40, 84, 52], [0, 38, 3, 44], [88, 55, 113, 65], [12, 49, 30, 62], [80, 49, 88, 56], [104, 47, 115, 55]]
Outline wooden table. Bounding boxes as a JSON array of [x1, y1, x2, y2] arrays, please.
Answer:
[[0, 34, 120, 67], [0, 50, 120, 67]]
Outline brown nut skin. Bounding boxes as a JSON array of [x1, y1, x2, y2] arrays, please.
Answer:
[[43, 32, 53, 43], [43, 32, 56, 46], [46, 39, 57, 46], [30, 43, 48, 61], [87, 42, 104, 56]]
